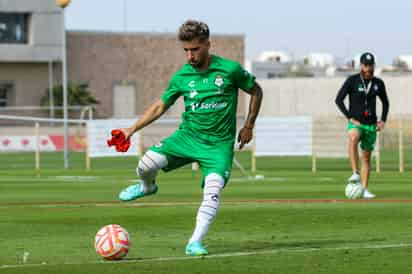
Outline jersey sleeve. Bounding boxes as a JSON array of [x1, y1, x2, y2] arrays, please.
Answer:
[[378, 80, 390, 122], [234, 63, 256, 91], [160, 76, 181, 106], [335, 77, 352, 119]]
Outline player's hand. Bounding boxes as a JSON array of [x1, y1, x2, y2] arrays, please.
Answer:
[[107, 128, 131, 152], [377, 121, 385, 131], [350, 118, 361, 126], [237, 126, 253, 150], [120, 127, 133, 140]]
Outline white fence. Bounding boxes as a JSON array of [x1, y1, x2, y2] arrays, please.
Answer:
[[255, 116, 312, 156], [0, 115, 410, 172], [86, 119, 142, 158]]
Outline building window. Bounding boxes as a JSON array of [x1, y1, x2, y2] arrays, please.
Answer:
[[0, 13, 29, 44], [0, 83, 13, 107]]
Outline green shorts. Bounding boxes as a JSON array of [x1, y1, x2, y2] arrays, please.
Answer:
[[149, 130, 234, 187], [347, 121, 377, 152]]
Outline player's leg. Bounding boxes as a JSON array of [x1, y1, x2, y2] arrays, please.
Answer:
[[360, 128, 377, 198], [119, 150, 168, 201], [119, 131, 193, 201], [360, 150, 374, 194], [186, 141, 233, 256], [348, 128, 361, 183], [186, 173, 224, 256], [137, 150, 168, 193]]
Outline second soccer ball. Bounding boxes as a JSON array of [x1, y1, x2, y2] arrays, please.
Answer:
[[345, 182, 364, 199]]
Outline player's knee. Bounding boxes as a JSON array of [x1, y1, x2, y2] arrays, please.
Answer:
[[204, 173, 224, 201], [136, 150, 167, 177], [204, 173, 224, 188], [349, 135, 359, 143], [361, 153, 371, 163], [196, 173, 224, 224], [348, 130, 360, 142]]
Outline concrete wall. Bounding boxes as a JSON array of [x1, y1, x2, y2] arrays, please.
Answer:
[[259, 76, 412, 118], [0, 62, 50, 118], [0, 0, 63, 62], [257, 76, 412, 154], [65, 31, 246, 118], [0, 31, 245, 120]]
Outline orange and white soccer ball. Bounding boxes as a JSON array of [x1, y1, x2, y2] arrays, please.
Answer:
[[94, 224, 130, 260]]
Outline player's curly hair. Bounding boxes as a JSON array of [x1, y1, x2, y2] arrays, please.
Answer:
[[178, 20, 210, 42]]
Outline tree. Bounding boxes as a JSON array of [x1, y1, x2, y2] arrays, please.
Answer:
[[40, 83, 99, 117]]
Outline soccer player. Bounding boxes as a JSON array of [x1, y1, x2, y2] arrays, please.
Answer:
[[335, 52, 389, 199], [117, 20, 263, 256]]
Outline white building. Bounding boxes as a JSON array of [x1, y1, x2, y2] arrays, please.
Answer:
[[303, 53, 334, 68], [258, 51, 291, 64], [394, 55, 412, 70]]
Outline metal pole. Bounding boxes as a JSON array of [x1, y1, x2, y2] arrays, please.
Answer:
[[123, 0, 129, 86], [375, 131, 381, 173], [62, 10, 69, 169], [123, 0, 127, 33], [48, 60, 54, 125], [35, 122, 40, 176], [311, 119, 317, 174], [399, 118, 404, 173]]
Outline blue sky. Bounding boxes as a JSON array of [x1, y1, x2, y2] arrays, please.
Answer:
[[66, 0, 412, 64]]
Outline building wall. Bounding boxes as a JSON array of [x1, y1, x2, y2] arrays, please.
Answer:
[[65, 31, 246, 118], [259, 76, 412, 118], [0, 31, 245, 120], [0, 62, 50, 118], [0, 0, 63, 62]]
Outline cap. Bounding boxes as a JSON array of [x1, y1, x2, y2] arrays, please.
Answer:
[[360, 52, 375, 65]]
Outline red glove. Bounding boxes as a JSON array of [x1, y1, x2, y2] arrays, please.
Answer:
[[107, 129, 130, 152]]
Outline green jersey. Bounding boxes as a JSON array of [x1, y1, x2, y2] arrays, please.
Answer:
[[161, 55, 255, 143]]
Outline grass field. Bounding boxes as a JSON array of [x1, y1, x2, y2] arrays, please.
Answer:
[[0, 152, 412, 274]]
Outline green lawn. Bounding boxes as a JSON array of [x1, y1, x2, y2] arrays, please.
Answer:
[[0, 152, 412, 274]]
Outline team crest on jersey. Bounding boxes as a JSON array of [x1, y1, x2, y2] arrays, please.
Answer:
[[214, 75, 224, 87], [374, 84, 378, 91]]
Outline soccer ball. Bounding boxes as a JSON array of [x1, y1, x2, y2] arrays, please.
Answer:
[[345, 182, 364, 199], [94, 224, 130, 260]]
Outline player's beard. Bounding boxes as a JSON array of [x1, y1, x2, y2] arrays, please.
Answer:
[[362, 70, 373, 80], [190, 52, 209, 69], [361, 67, 374, 80]]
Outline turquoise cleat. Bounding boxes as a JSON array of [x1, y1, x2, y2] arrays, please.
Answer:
[[185, 241, 208, 256], [119, 182, 158, 202]]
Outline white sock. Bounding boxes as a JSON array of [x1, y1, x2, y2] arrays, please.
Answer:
[[189, 173, 224, 244], [136, 150, 168, 193]]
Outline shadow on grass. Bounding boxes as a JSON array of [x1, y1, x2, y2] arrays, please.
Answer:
[[116, 238, 388, 262]]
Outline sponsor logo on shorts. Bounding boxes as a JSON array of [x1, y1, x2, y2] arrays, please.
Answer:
[[154, 142, 163, 148]]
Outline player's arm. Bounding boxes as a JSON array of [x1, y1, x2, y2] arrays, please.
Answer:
[[377, 81, 389, 131], [238, 81, 263, 149], [335, 78, 359, 125], [122, 99, 169, 139]]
